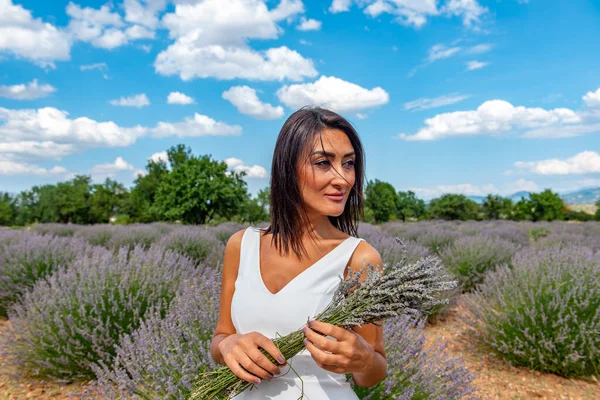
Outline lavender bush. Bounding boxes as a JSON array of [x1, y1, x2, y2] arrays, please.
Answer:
[[74, 224, 118, 247], [438, 235, 520, 291], [351, 316, 477, 400], [0, 233, 93, 317], [107, 224, 163, 251], [0, 245, 201, 381], [463, 244, 600, 377], [30, 223, 82, 237], [208, 222, 247, 245], [158, 226, 224, 267], [91, 266, 222, 399]]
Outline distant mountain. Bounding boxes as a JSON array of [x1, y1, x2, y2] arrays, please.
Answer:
[[464, 187, 600, 205], [560, 187, 600, 205]]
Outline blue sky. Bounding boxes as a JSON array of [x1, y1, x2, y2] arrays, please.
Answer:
[[0, 0, 599, 200]]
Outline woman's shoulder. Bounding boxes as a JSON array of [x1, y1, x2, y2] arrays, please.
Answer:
[[350, 238, 383, 271]]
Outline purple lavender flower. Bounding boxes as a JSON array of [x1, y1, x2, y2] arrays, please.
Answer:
[[90, 266, 222, 399], [463, 244, 600, 377], [158, 226, 224, 267], [439, 234, 520, 291], [0, 232, 93, 317], [0, 244, 202, 381], [351, 315, 478, 399]]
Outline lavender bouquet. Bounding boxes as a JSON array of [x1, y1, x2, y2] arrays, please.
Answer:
[[189, 238, 457, 400]]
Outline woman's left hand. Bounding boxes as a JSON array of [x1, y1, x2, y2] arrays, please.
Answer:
[[302, 320, 374, 374]]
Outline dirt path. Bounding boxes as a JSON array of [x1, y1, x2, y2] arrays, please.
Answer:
[[422, 301, 600, 400], [1, 308, 599, 400]]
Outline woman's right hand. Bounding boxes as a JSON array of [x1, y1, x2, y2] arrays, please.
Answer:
[[218, 332, 287, 384]]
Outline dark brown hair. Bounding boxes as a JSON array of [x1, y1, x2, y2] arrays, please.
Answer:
[[263, 106, 365, 259]]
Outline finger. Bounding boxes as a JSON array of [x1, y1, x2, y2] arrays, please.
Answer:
[[308, 320, 349, 341], [304, 337, 341, 367], [255, 334, 287, 365], [247, 346, 281, 376], [303, 325, 338, 354], [225, 354, 264, 385], [238, 352, 274, 382]]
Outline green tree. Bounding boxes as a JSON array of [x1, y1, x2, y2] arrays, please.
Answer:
[[596, 200, 600, 221], [14, 190, 37, 225], [529, 189, 565, 221], [53, 175, 93, 224], [512, 197, 533, 221], [428, 193, 480, 220], [257, 186, 270, 214], [396, 190, 426, 222], [89, 178, 129, 223], [125, 157, 169, 222], [364, 179, 398, 223], [0, 192, 16, 226], [152, 145, 249, 224], [33, 184, 60, 223], [481, 194, 513, 220]]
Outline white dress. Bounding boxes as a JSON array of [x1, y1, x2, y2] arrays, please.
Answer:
[[230, 227, 364, 399]]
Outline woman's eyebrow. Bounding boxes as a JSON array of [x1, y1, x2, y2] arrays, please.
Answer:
[[310, 150, 356, 157]]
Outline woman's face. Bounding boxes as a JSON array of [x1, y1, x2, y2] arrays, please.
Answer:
[[298, 128, 356, 219]]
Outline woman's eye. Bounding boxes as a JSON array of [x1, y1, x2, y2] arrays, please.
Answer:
[[344, 160, 355, 168], [315, 160, 330, 166]]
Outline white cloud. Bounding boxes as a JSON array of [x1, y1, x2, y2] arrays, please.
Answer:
[[297, 17, 322, 31], [123, 0, 167, 30], [0, 79, 56, 100], [109, 93, 150, 108], [225, 157, 267, 178], [329, 0, 352, 13], [399, 99, 582, 141], [332, 0, 487, 28], [156, 0, 315, 82], [151, 113, 242, 138], [222, 86, 284, 120], [270, 0, 305, 21], [91, 156, 135, 179], [0, 160, 67, 176], [0, 0, 72, 68], [404, 93, 470, 111], [428, 44, 461, 62], [162, 0, 280, 46], [167, 91, 195, 105], [0, 106, 240, 162], [276, 75, 389, 113], [583, 88, 600, 108], [521, 123, 600, 139], [149, 151, 168, 163], [155, 44, 317, 81], [66, 2, 125, 49], [441, 0, 488, 28], [512, 151, 600, 175], [502, 178, 538, 195], [466, 43, 493, 54], [0, 141, 74, 161], [0, 107, 145, 152], [80, 62, 108, 71], [139, 44, 152, 53], [133, 169, 146, 178], [356, 112, 368, 119], [466, 60, 489, 70], [124, 24, 155, 40], [66, 2, 154, 50]]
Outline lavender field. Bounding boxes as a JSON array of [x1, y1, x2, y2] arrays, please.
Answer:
[[0, 220, 599, 399]]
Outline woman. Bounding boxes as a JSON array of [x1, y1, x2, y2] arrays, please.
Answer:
[[210, 107, 387, 399]]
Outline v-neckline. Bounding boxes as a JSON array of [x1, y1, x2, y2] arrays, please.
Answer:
[[257, 231, 353, 296]]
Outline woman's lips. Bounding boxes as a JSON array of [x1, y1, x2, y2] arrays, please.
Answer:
[[325, 194, 344, 201]]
